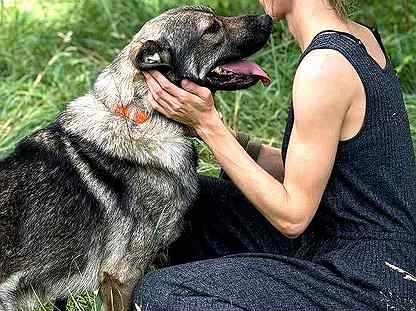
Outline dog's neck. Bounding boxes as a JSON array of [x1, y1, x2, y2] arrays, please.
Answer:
[[59, 48, 192, 170], [113, 105, 151, 125]]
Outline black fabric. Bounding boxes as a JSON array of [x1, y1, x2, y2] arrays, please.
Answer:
[[138, 29, 416, 310], [168, 176, 299, 265], [282, 29, 416, 239], [139, 177, 416, 311]]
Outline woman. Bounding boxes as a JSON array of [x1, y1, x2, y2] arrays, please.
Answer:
[[138, 0, 416, 310]]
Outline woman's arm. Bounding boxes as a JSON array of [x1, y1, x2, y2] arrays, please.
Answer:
[[229, 130, 285, 182], [143, 49, 358, 238]]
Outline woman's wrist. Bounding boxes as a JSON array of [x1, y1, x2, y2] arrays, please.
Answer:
[[195, 112, 227, 142]]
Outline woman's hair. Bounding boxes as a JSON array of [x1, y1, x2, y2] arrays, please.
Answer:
[[328, 0, 356, 18]]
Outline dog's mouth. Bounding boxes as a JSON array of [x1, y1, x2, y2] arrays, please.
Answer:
[[206, 59, 271, 91]]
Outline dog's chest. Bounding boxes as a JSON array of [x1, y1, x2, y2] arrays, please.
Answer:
[[130, 163, 198, 240], [101, 154, 199, 276]]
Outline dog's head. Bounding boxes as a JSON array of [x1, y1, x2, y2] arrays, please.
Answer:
[[131, 6, 273, 91]]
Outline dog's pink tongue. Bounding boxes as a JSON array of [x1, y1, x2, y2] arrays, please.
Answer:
[[222, 59, 272, 86]]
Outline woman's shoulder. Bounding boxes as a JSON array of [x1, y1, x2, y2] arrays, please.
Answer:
[[294, 49, 361, 108], [296, 48, 356, 81]]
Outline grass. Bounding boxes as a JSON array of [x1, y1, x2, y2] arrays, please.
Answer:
[[1, 0, 415, 171], [0, 0, 415, 309]]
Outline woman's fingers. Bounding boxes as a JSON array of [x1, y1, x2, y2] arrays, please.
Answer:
[[148, 71, 180, 95], [143, 70, 216, 127], [147, 71, 188, 99], [147, 71, 204, 103], [144, 72, 182, 109], [181, 79, 212, 101], [147, 93, 176, 118], [143, 72, 166, 100]]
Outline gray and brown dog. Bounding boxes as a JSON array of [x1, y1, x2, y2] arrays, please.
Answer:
[[0, 6, 272, 311]]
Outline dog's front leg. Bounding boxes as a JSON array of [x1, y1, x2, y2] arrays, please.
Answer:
[[99, 272, 123, 311], [99, 273, 138, 311]]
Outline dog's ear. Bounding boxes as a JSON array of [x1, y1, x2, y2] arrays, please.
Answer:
[[131, 40, 173, 72]]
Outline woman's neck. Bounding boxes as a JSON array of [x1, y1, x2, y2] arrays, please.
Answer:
[[286, 0, 351, 51]]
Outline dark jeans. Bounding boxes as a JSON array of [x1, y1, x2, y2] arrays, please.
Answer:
[[56, 177, 414, 311], [169, 176, 298, 265], [135, 176, 309, 311], [135, 177, 392, 311]]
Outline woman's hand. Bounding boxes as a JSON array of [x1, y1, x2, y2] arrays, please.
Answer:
[[143, 71, 222, 136]]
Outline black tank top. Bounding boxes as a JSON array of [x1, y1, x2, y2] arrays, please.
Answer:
[[281, 28, 416, 242]]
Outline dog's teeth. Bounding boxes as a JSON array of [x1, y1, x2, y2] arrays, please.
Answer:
[[212, 67, 221, 74], [213, 67, 226, 75]]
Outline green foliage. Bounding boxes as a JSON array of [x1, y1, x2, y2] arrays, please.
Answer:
[[328, 0, 358, 18], [0, 0, 415, 168]]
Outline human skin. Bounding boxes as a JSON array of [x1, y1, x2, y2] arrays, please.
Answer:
[[144, 0, 386, 238]]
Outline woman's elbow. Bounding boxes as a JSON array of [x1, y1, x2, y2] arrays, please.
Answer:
[[277, 220, 308, 239]]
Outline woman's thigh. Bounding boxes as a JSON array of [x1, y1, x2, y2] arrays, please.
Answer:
[[138, 254, 381, 311], [169, 176, 299, 265]]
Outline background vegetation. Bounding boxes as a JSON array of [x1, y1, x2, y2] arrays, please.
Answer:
[[0, 0, 415, 175], [0, 0, 415, 309]]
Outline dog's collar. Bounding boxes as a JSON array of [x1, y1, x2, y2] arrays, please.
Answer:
[[115, 105, 150, 125]]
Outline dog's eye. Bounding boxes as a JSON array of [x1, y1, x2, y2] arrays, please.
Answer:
[[203, 21, 221, 36]]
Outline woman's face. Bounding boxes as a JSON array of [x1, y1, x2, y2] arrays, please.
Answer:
[[259, 0, 292, 20]]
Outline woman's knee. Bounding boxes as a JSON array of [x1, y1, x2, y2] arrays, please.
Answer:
[[138, 267, 192, 311], [138, 270, 171, 310]]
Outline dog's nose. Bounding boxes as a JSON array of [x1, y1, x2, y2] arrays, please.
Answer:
[[257, 15, 273, 33]]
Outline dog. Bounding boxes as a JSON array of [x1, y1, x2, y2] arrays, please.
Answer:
[[0, 5, 272, 311]]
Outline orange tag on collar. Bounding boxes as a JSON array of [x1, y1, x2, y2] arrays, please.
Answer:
[[115, 106, 130, 119], [135, 112, 150, 124], [115, 105, 150, 125]]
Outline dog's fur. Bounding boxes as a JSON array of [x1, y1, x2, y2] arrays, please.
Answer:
[[0, 6, 272, 311]]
